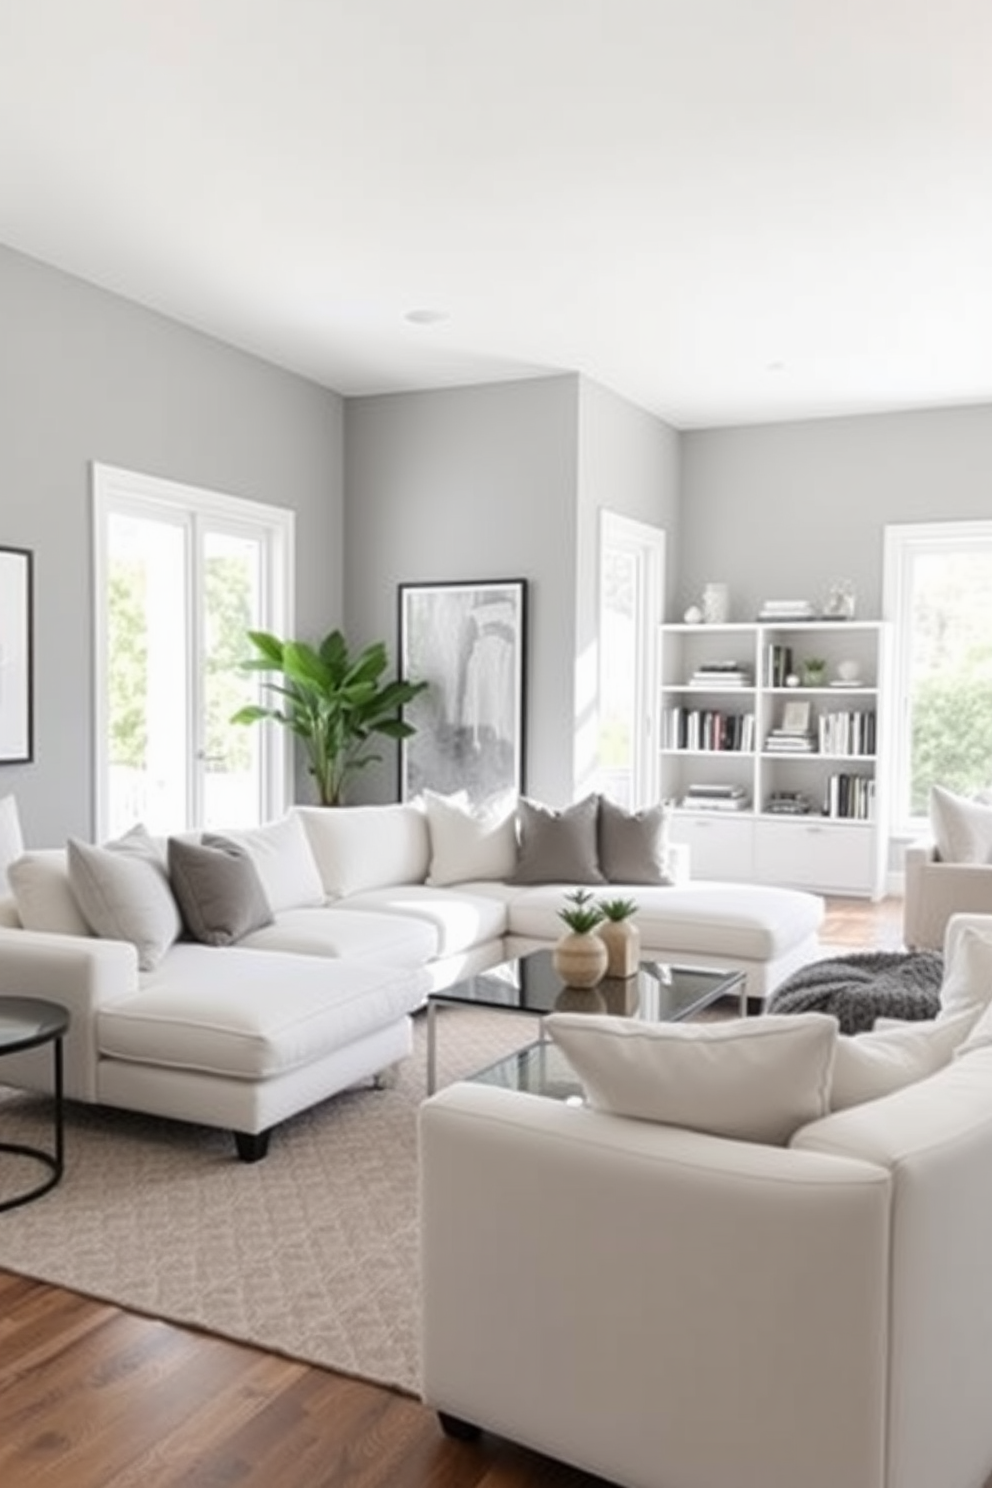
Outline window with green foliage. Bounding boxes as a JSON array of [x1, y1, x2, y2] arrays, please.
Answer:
[[885, 523, 992, 830]]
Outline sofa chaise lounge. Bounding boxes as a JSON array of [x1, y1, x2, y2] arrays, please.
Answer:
[[0, 796, 825, 1158]]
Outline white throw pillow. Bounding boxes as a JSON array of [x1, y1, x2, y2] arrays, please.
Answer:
[[545, 1011, 837, 1145], [937, 924, 992, 1019], [830, 1008, 979, 1111], [67, 824, 181, 971], [222, 814, 325, 913], [8, 849, 92, 936], [930, 784, 992, 864], [423, 789, 518, 887], [0, 794, 24, 895], [296, 804, 430, 898]]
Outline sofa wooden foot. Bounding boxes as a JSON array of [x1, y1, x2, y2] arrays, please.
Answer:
[[234, 1130, 271, 1163], [437, 1411, 481, 1441], [372, 1061, 401, 1090]]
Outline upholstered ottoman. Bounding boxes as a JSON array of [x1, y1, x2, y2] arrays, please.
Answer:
[[96, 944, 431, 1158], [502, 881, 826, 1000]]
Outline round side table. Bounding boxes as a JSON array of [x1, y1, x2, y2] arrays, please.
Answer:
[[0, 997, 70, 1212]]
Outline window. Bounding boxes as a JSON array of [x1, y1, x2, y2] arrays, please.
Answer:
[[883, 521, 992, 834], [596, 512, 665, 808], [93, 464, 294, 839]]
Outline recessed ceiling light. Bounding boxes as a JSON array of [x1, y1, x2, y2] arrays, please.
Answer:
[[405, 308, 449, 325]]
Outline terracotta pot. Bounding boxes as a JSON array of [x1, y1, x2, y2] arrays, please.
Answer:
[[598, 919, 641, 979], [552, 931, 608, 988]]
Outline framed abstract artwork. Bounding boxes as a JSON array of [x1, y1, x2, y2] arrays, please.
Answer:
[[0, 546, 33, 764], [398, 579, 527, 806]]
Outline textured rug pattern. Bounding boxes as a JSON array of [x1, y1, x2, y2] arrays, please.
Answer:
[[0, 1007, 538, 1396]]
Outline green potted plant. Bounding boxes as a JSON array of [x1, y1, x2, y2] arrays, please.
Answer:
[[597, 896, 640, 978], [801, 657, 827, 687], [231, 628, 428, 806], [553, 889, 608, 988]]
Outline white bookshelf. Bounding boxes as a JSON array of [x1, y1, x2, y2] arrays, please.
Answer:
[[659, 620, 890, 898]]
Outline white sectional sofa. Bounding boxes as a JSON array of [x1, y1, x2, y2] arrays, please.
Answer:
[[0, 795, 825, 1159], [420, 913, 992, 1488]]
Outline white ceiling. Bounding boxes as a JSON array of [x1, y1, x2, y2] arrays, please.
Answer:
[[2, 1, 992, 429]]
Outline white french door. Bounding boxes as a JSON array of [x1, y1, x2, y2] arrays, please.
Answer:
[[93, 464, 294, 840], [597, 512, 666, 808]]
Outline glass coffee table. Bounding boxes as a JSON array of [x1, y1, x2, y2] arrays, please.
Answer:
[[426, 948, 746, 1095]]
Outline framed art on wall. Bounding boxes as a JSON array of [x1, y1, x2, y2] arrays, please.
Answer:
[[0, 546, 33, 764], [398, 579, 527, 807]]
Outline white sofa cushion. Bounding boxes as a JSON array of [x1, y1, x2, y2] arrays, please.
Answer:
[[222, 814, 325, 912], [0, 794, 24, 894], [938, 922, 992, 1019], [99, 944, 430, 1078], [545, 1010, 837, 1144], [237, 905, 438, 965], [334, 885, 508, 958], [8, 848, 92, 936], [930, 784, 992, 864], [423, 790, 518, 886], [508, 881, 823, 960], [831, 1009, 979, 1112], [296, 803, 430, 898], [67, 824, 182, 972]]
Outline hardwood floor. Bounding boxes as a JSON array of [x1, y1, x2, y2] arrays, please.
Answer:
[[0, 897, 903, 1488]]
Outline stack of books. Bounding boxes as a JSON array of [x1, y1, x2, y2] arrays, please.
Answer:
[[757, 599, 818, 622], [687, 661, 753, 687], [681, 783, 751, 811], [765, 728, 817, 753]]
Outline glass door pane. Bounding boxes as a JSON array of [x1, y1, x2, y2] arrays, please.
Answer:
[[201, 529, 264, 829], [106, 511, 188, 839], [599, 544, 639, 808]]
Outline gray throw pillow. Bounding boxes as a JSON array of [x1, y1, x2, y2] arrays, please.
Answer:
[[168, 834, 274, 947], [510, 795, 604, 884], [67, 823, 181, 971], [598, 797, 674, 885]]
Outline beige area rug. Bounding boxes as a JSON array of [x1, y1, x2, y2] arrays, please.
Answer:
[[0, 1007, 543, 1398]]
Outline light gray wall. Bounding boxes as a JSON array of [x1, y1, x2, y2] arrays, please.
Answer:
[[344, 376, 580, 804], [679, 404, 992, 623], [0, 244, 343, 845], [576, 378, 680, 790], [343, 373, 680, 805]]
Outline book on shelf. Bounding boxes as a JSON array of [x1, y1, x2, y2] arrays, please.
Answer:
[[757, 600, 818, 621], [682, 783, 751, 811], [824, 773, 876, 820], [764, 643, 794, 687], [817, 710, 876, 756], [764, 728, 817, 753], [686, 661, 753, 687]]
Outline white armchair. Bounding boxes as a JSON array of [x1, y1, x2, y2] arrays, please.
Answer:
[[902, 839, 992, 950]]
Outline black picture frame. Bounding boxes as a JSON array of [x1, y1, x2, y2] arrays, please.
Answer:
[[398, 578, 527, 806], [0, 546, 33, 764]]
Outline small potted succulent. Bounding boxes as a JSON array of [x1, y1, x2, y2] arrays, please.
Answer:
[[553, 888, 608, 988], [801, 657, 827, 687], [597, 896, 641, 978]]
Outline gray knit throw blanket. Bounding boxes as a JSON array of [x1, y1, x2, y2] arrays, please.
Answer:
[[766, 950, 944, 1035]]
